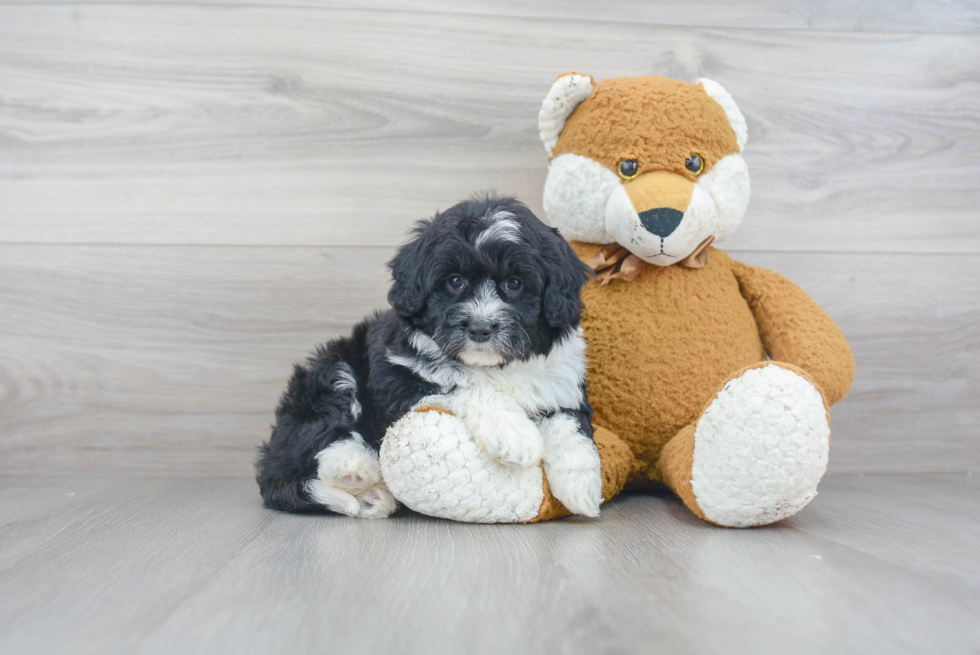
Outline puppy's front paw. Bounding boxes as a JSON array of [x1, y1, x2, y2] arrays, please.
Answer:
[[473, 413, 544, 468], [546, 465, 601, 518], [540, 414, 602, 517]]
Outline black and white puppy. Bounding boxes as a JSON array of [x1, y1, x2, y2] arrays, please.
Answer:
[[256, 195, 600, 518]]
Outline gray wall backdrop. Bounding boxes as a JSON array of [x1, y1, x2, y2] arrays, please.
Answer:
[[1, 1, 978, 476]]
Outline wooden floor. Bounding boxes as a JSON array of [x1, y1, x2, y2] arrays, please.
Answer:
[[1, 473, 978, 654]]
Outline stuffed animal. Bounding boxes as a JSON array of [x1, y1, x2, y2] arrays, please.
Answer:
[[381, 406, 632, 523], [538, 73, 855, 527]]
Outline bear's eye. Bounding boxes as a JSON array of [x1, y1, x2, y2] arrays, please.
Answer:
[[502, 277, 522, 293], [618, 159, 639, 180], [447, 274, 466, 291], [686, 153, 704, 176]]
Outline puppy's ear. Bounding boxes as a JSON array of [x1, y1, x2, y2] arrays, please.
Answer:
[[542, 229, 592, 328], [387, 220, 431, 317]]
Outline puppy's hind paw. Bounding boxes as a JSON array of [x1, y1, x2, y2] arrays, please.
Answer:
[[315, 434, 381, 493], [357, 484, 398, 519], [304, 479, 362, 517]]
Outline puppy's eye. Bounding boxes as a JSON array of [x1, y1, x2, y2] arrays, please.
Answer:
[[618, 159, 639, 180], [502, 278, 522, 293], [447, 274, 466, 291], [685, 153, 704, 176]]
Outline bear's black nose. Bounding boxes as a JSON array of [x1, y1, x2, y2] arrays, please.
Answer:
[[467, 321, 494, 343], [638, 207, 684, 237]]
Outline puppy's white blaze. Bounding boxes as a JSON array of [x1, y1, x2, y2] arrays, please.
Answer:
[[474, 218, 521, 251], [539, 412, 601, 517], [461, 280, 507, 323], [484, 208, 515, 223]]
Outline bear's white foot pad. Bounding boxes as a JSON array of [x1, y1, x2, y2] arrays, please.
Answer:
[[692, 364, 830, 528], [380, 410, 545, 523]]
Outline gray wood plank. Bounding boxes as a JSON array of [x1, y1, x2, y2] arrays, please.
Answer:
[[2, 0, 977, 34], [1, 6, 978, 252], [1, 473, 978, 654], [0, 245, 977, 476]]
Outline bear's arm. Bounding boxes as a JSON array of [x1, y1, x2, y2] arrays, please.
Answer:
[[729, 259, 854, 405]]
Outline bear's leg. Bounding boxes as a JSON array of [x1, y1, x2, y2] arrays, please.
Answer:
[[656, 362, 830, 527]]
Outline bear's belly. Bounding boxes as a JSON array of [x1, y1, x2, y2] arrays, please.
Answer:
[[577, 247, 766, 478]]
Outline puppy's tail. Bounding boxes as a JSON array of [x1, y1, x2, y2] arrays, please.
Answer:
[[255, 442, 322, 513], [258, 477, 322, 513]]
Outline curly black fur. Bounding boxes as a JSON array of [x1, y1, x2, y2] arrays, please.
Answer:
[[256, 195, 592, 513]]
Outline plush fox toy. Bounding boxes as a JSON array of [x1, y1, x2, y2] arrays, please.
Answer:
[[380, 73, 853, 527], [538, 73, 854, 527]]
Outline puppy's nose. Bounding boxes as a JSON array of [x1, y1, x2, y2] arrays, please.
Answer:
[[467, 321, 494, 343]]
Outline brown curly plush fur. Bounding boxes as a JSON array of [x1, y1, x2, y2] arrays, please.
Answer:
[[570, 242, 854, 500], [552, 75, 739, 180]]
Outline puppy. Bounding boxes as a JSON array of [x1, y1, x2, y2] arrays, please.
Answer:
[[256, 195, 601, 518]]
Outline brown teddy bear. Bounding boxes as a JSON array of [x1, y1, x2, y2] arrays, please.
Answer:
[[538, 73, 855, 527]]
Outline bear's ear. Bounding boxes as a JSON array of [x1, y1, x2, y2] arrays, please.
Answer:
[[538, 73, 595, 157], [697, 78, 748, 152]]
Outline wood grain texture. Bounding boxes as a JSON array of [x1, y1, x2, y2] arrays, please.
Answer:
[[1, 473, 978, 654], [2, 0, 978, 34], [1, 6, 978, 252], [1, 245, 976, 476]]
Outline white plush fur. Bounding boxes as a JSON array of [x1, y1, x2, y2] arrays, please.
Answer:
[[540, 76, 752, 264], [603, 180, 712, 266], [380, 410, 545, 523], [310, 432, 397, 519], [538, 413, 601, 517], [698, 78, 748, 152], [691, 364, 830, 527], [545, 154, 751, 266], [697, 153, 751, 242], [538, 74, 594, 156], [542, 153, 619, 243]]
